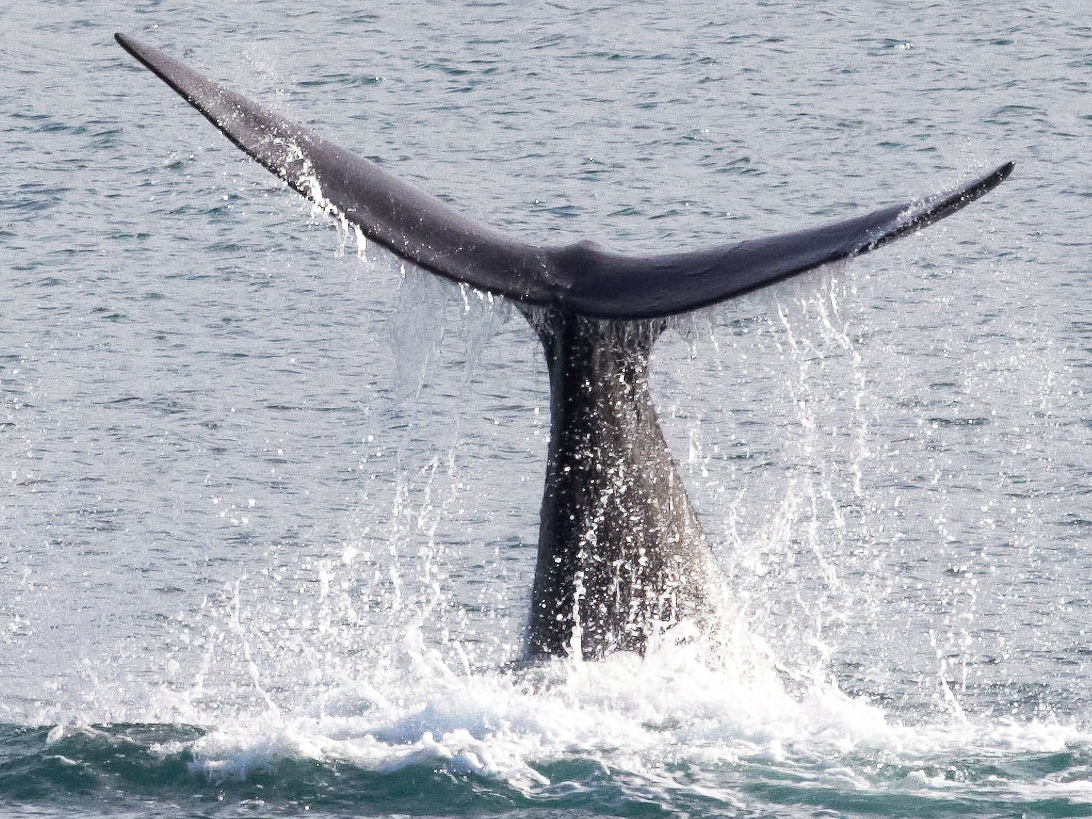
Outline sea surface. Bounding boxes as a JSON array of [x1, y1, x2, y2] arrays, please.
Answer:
[[3, 0, 1091, 816]]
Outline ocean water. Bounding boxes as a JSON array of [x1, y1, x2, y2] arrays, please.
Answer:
[[2, 0, 1090, 816]]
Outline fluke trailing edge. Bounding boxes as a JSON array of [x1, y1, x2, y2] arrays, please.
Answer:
[[115, 33, 1014, 659]]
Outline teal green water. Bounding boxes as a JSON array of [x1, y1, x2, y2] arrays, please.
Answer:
[[2, 0, 1090, 816], [5, 716, 1092, 817]]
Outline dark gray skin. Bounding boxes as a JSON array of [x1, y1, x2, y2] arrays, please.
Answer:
[[527, 313, 712, 658], [114, 34, 1013, 660]]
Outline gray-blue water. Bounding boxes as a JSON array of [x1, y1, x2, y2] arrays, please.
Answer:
[[3, 1, 1090, 816]]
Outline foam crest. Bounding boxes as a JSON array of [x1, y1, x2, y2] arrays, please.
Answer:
[[31, 617, 1091, 816], [159, 620, 917, 789]]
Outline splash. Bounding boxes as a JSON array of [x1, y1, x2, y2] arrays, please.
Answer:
[[30, 614, 1092, 819]]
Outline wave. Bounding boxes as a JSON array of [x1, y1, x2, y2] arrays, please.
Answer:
[[6, 627, 1092, 818]]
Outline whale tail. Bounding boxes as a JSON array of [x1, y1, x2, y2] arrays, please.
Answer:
[[115, 34, 1014, 658], [115, 33, 1012, 323]]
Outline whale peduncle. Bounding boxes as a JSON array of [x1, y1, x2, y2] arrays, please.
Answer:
[[525, 311, 713, 659]]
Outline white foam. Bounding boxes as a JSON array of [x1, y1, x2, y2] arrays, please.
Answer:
[[128, 616, 1089, 804]]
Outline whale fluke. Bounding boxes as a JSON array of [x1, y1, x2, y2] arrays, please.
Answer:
[[115, 34, 1013, 659], [114, 33, 1012, 321]]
